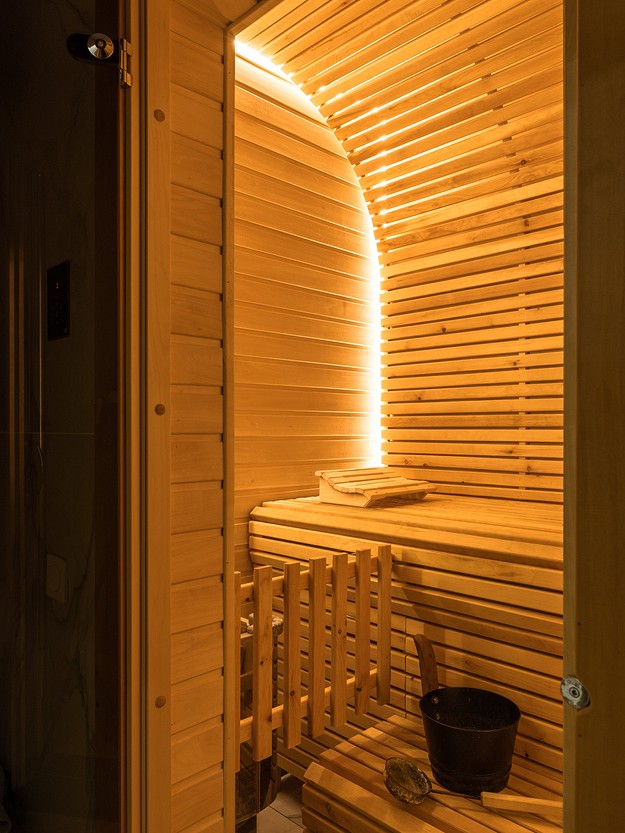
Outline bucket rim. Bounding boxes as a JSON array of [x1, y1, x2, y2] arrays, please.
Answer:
[[419, 685, 521, 732]]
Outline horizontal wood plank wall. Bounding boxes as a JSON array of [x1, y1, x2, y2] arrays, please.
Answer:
[[168, 2, 242, 830], [239, 0, 564, 503], [249, 495, 564, 784], [233, 51, 379, 574]]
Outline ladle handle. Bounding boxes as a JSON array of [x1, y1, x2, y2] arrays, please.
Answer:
[[480, 792, 563, 820], [413, 634, 439, 694]]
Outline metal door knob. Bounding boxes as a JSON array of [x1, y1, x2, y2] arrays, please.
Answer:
[[87, 33, 115, 60], [67, 32, 118, 63]]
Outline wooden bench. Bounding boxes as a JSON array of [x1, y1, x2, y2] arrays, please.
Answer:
[[302, 713, 563, 833], [248, 493, 564, 784]]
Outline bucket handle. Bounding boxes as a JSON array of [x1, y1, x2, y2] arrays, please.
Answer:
[[413, 634, 439, 695]]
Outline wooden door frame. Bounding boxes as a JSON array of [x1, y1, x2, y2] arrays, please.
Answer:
[[124, 0, 144, 829], [126, 0, 171, 830], [563, 0, 625, 830]]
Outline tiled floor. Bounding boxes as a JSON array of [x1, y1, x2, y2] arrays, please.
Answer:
[[257, 774, 304, 832]]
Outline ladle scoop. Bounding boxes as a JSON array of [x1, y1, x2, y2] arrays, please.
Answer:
[[383, 757, 562, 819]]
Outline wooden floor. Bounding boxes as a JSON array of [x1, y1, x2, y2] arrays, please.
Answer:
[[302, 715, 563, 833]]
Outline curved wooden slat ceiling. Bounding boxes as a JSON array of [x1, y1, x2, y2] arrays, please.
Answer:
[[238, 0, 564, 502]]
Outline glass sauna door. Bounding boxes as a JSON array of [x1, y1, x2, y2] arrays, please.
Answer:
[[0, 0, 123, 830]]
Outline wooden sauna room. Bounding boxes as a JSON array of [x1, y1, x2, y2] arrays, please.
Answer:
[[131, 0, 625, 832]]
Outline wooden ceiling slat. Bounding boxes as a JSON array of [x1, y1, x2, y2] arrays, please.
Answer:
[[239, 0, 329, 46], [382, 376, 564, 398], [352, 67, 562, 174], [376, 146, 563, 246], [382, 455, 562, 477], [374, 176, 562, 245], [382, 304, 562, 355], [328, 4, 561, 128], [273, 0, 439, 70], [339, 37, 562, 155], [324, 0, 561, 122], [381, 207, 564, 265], [384, 284, 563, 329], [384, 300, 563, 343], [361, 103, 562, 201], [383, 424, 562, 440], [268, 0, 425, 66], [384, 356, 563, 385], [384, 320, 563, 358], [297, 0, 509, 97], [378, 192, 563, 255], [382, 223, 563, 281], [373, 122, 562, 224], [384, 334, 563, 369], [384, 381, 563, 403], [371, 161, 564, 254], [385, 281, 563, 329], [382, 243, 563, 295], [382, 398, 563, 416], [254, 0, 384, 57]]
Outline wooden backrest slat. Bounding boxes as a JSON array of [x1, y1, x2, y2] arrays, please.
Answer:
[[283, 561, 302, 748], [308, 556, 328, 737], [376, 545, 392, 706], [234, 571, 242, 772], [330, 552, 349, 727], [252, 565, 274, 761], [355, 550, 372, 714]]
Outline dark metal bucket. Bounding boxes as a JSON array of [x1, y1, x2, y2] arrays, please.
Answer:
[[419, 685, 521, 796]]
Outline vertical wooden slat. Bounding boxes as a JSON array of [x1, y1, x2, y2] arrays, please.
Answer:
[[252, 565, 273, 761], [233, 571, 241, 771], [308, 556, 327, 737], [376, 545, 392, 706], [283, 561, 302, 748], [330, 552, 348, 727], [145, 0, 171, 828], [223, 25, 237, 828], [354, 549, 372, 715]]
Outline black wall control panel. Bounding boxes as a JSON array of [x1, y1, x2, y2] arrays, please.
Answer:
[[47, 261, 70, 340]]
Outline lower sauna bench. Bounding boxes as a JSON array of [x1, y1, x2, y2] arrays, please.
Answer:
[[248, 494, 564, 799], [301, 713, 563, 833]]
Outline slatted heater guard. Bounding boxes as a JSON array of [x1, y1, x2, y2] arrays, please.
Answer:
[[234, 546, 393, 768]]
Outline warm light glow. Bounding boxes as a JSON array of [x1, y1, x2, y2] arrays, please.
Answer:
[[234, 39, 291, 81], [235, 36, 383, 466]]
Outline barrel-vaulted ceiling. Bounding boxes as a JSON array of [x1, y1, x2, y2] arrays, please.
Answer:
[[238, 0, 564, 502]]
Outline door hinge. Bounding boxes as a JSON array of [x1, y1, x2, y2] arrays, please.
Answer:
[[119, 38, 133, 88]]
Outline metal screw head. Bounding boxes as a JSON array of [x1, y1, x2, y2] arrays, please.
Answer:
[[561, 676, 591, 710]]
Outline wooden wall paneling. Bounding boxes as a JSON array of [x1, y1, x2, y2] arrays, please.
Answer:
[[166, 2, 253, 829], [239, 0, 565, 505], [233, 51, 380, 573]]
